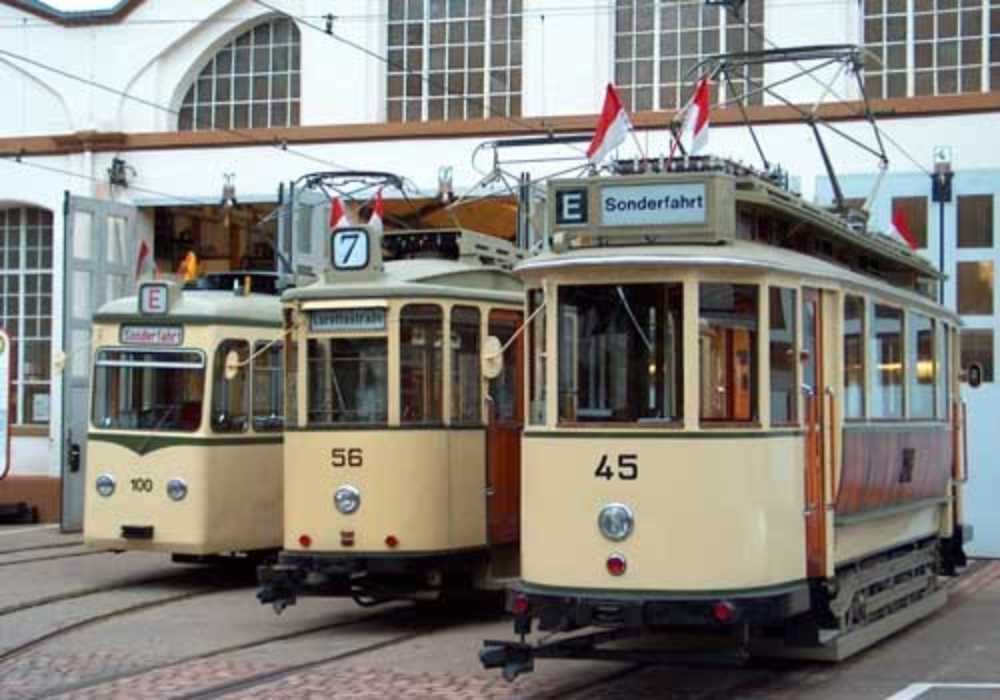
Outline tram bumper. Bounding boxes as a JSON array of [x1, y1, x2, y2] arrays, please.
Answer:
[[507, 581, 811, 633]]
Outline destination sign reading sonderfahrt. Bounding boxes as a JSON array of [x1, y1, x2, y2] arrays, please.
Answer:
[[600, 183, 707, 227], [310, 308, 386, 333]]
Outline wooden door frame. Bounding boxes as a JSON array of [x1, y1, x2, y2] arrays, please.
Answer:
[[803, 287, 828, 578]]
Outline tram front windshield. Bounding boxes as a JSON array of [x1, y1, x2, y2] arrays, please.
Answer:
[[92, 349, 205, 431], [307, 338, 388, 425]]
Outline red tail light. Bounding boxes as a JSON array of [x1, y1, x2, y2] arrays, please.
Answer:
[[606, 553, 627, 576], [511, 595, 530, 616], [385, 535, 399, 548], [712, 601, 735, 624], [298, 534, 312, 548]]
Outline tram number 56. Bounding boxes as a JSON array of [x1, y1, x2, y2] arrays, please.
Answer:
[[331, 448, 363, 468], [594, 454, 638, 481]]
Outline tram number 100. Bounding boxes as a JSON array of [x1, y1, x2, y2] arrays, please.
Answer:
[[331, 448, 363, 468], [594, 454, 638, 481], [130, 478, 154, 493]]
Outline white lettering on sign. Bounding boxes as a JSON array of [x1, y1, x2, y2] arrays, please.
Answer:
[[600, 183, 707, 227], [310, 308, 386, 333], [138, 283, 169, 315], [120, 325, 184, 346]]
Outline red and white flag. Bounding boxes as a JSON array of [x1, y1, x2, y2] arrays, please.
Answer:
[[134, 239, 156, 279], [889, 207, 919, 250], [329, 197, 351, 229], [586, 83, 632, 165], [673, 76, 711, 156], [368, 188, 385, 233]]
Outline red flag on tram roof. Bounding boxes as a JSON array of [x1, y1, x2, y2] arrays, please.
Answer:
[[134, 238, 156, 279], [889, 207, 919, 251], [329, 197, 350, 230], [586, 83, 632, 165], [368, 188, 385, 233]]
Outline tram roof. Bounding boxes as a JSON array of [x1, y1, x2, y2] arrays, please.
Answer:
[[282, 258, 523, 305], [517, 239, 958, 321], [94, 288, 283, 328]]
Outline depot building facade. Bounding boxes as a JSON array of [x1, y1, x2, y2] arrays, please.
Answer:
[[1, 0, 999, 554]]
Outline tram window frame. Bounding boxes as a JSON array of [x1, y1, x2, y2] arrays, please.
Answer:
[[488, 309, 523, 424], [400, 304, 444, 426], [699, 283, 759, 425], [252, 340, 284, 432], [527, 289, 546, 426], [211, 339, 250, 433], [306, 336, 388, 426], [557, 282, 684, 426], [937, 320, 950, 420], [284, 309, 298, 428], [768, 287, 798, 426], [843, 295, 866, 421], [870, 303, 904, 420], [91, 348, 206, 432], [907, 312, 936, 420], [451, 306, 482, 425]]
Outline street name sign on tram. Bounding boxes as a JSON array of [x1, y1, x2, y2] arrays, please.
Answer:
[[310, 308, 387, 333]]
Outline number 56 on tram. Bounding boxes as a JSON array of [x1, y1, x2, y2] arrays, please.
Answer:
[[84, 273, 286, 560], [482, 160, 972, 679]]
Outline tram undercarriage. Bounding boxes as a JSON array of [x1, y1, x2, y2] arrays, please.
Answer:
[[258, 548, 496, 611], [481, 537, 965, 681]]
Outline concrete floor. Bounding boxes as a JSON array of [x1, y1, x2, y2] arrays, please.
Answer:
[[1, 525, 998, 700]]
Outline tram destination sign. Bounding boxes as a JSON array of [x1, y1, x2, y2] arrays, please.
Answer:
[[600, 183, 707, 227], [310, 308, 386, 333], [120, 325, 184, 346]]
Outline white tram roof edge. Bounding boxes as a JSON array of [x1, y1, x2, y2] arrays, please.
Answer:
[[93, 288, 283, 328]]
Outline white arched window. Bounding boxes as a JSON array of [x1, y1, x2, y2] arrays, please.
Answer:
[[178, 17, 301, 131]]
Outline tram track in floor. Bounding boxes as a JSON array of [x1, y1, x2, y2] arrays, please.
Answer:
[[35, 603, 429, 700], [0, 540, 83, 557], [0, 548, 104, 569]]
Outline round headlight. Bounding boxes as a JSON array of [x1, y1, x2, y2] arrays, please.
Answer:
[[95, 473, 115, 498], [597, 503, 634, 542], [334, 485, 361, 515], [166, 478, 188, 502]]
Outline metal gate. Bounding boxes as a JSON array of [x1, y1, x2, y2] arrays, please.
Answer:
[[61, 193, 138, 531], [276, 181, 329, 282]]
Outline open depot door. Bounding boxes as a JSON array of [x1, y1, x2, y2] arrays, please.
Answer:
[[61, 193, 138, 531]]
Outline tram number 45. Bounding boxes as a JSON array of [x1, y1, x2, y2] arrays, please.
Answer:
[[594, 454, 638, 481], [331, 448, 363, 468]]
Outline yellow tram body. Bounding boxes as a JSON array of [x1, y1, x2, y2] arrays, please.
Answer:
[[483, 162, 970, 676], [84, 275, 285, 557], [258, 228, 524, 608]]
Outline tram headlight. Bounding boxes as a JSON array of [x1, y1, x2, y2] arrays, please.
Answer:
[[334, 485, 361, 515], [597, 503, 634, 542], [95, 474, 116, 498], [166, 478, 188, 502]]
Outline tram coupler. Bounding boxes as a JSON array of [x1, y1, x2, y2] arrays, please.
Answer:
[[256, 563, 303, 614], [479, 641, 535, 682]]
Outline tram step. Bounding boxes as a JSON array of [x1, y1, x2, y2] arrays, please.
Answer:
[[753, 588, 947, 662]]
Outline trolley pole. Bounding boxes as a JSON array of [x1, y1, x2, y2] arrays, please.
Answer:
[[931, 149, 954, 306]]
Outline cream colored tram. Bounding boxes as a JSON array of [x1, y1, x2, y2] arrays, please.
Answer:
[[258, 227, 525, 610], [84, 273, 286, 559], [482, 159, 971, 679]]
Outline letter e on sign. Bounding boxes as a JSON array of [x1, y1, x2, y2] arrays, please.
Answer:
[[555, 189, 588, 225], [139, 283, 169, 315]]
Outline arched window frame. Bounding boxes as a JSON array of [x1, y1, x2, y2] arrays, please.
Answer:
[[177, 16, 301, 131]]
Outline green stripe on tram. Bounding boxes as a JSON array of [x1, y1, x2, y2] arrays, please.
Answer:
[[89, 434, 283, 456]]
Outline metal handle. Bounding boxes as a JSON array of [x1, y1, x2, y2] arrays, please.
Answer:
[[68, 442, 81, 473], [801, 383, 815, 397]]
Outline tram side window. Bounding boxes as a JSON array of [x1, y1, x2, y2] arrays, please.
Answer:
[[528, 290, 546, 425], [870, 304, 903, 419], [252, 341, 284, 432], [700, 284, 758, 423], [908, 313, 935, 419], [489, 310, 523, 423], [284, 309, 298, 428], [92, 350, 205, 432], [769, 287, 797, 425], [451, 306, 481, 425], [307, 338, 388, 425], [400, 304, 443, 425], [212, 340, 250, 433], [937, 322, 950, 420], [558, 283, 683, 424], [843, 295, 866, 419]]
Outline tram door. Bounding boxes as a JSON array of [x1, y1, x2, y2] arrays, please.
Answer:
[[802, 288, 827, 577], [61, 194, 138, 531], [486, 310, 523, 544]]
